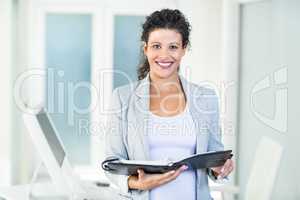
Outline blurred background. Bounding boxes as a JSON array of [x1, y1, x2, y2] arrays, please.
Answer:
[[0, 0, 299, 199]]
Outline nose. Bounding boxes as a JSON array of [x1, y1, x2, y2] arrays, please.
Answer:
[[159, 47, 170, 58]]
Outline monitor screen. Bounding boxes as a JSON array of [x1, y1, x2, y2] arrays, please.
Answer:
[[36, 111, 66, 167]]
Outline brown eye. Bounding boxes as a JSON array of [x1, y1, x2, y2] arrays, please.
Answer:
[[152, 44, 161, 49], [169, 45, 178, 50]]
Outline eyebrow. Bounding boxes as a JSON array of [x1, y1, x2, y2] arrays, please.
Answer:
[[149, 42, 160, 45], [149, 42, 181, 45]]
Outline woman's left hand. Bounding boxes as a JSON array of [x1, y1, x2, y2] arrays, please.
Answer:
[[211, 159, 234, 179]]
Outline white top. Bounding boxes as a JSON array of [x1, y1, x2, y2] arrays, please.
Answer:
[[147, 105, 197, 200]]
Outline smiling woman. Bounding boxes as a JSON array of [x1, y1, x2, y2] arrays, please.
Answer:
[[104, 9, 234, 200], [143, 29, 186, 80], [138, 9, 191, 81]]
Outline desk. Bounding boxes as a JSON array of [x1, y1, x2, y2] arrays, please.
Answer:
[[0, 182, 59, 200], [0, 181, 118, 200]]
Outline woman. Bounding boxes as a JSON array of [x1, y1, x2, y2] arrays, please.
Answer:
[[105, 9, 234, 200]]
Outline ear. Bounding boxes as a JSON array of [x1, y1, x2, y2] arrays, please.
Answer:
[[143, 42, 148, 55]]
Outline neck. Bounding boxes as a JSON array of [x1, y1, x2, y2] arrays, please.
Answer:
[[149, 72, 182, 93]]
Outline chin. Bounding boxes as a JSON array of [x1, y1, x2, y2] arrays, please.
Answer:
[[151, 70, 178, 80]]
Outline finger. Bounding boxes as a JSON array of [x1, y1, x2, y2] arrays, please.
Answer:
[[220, 160, 234, 177], [137, 169, 145, 179], [226, 162, 234, 174], [211, 166, 222, 175], [158, 166, 184, 183], [171, 165, 188, 176], [220, 165, 233, 178], [181, 165, 189, 171], [224, 159, 232, 169], [162, 170, 176, 178], [219, 164, 229, 177], [156, 170, 176, 182], [155, 170, 175, 185], [221, 159, 231, 172], [162, 165, 187, 182], [173, 166, 185, 176]]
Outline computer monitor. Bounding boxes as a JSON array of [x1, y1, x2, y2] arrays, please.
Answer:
[[23, 109, 78, 196], [35, 111, 66, 167]]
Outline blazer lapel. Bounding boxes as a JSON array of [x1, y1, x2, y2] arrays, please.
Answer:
[[180, 76, 208, 154], [133, 74, 151, 160]]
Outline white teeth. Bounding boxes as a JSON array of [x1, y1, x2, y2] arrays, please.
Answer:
[[157, 62, 172, 67]]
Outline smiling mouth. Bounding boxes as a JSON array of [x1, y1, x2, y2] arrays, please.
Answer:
[[155, 61, 174, 69]]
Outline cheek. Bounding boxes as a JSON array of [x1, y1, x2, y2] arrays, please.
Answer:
[[173, 54, 184, 61], [172, 50, 185, 59], [145, 52, 155, 61]]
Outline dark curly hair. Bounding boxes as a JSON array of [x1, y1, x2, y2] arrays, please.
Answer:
[[137, 9, 191, 80]]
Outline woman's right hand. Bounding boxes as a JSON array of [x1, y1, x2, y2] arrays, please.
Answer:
[[128, 165, 188, 190]]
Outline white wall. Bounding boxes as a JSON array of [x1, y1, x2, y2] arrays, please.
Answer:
[[0, 0, 13, 186], [179, 0, 223, 85], [13, 0, 38, 185], [0, 0, 38, 186]]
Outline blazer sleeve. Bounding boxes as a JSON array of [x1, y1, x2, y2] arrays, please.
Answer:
[[104, 88, 132, 196], [205, 89, 226, 182], [207, 90, 224, 152]]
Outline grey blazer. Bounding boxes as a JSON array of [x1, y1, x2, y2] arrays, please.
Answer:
[[105, 74, 224, 200]]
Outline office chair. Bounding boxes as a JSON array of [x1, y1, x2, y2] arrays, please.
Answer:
[[210, 136, 283, 200]]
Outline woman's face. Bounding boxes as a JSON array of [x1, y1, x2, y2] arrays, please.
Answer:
[[144, 28, 186, 80]]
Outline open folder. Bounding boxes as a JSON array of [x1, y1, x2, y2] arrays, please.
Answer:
[[102, 150, 233, 175]]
